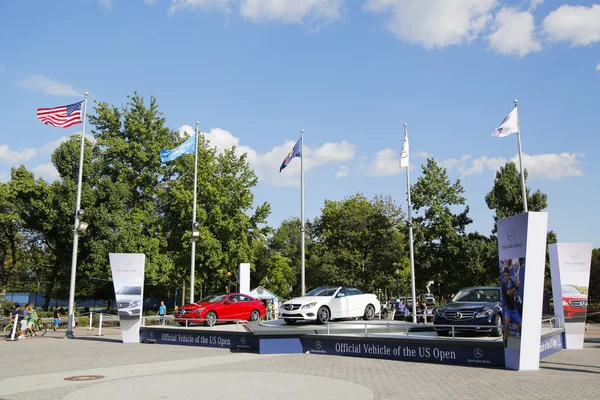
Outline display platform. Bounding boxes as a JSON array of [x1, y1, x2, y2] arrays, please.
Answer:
[[139, 320, 564, 369]]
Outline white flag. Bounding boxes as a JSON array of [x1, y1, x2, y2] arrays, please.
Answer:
[[399, 132, 409, 168], [492, 107, 519, 137]]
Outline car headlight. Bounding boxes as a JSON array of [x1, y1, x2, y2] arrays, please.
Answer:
[[194, 308, 205, 314], [130, 300, 141, 307], [562, 300, 569, 307], [475, 308, 494, 318], [301, 302, 317, 309]]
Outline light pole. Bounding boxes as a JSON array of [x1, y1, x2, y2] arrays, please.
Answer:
[[227, 271, 232, 293], [438, 282, 441, 306], [395, 269, 400, 302]]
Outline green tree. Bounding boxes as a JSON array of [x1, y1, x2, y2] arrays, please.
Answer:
[[410, 158, 474, 294], [0, 181, 24, 301], [311, 193, 406, 293], [251, 239, 295, 299], [589, 248, 600, 302]]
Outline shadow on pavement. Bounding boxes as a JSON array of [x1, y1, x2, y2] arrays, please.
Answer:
[[540, 365, 600, 374], [73, 336, 122, 344]]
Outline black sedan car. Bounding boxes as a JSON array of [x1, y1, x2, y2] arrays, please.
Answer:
[[433, 286, 502, 337]]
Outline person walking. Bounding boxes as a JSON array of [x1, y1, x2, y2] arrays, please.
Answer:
[[158, 301, 166, 323], [267, 301, 274, 320], [53, 306, 62, 332]]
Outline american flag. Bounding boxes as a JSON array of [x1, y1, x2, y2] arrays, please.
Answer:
[[36, 101, 84, 128]]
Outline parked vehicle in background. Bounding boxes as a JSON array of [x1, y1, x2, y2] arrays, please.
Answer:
[[280, 285, 381, 324], [115, 286, 142, 317], [423, 293, 435, 306], [562, 285, 588, 323], [433, 286, 502, 337], [173, 293, 266, 326]]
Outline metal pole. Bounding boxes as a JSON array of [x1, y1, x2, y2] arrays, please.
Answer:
[[9, 315, 19, 341], [96, 313, 103, 336], [88, 312, 93, 330], [190, 121, 199, 303], [404, 123, 417, 324], [66, 92, 88, 339], [300, 130, 306, 296], [514, 100, 528, 212]]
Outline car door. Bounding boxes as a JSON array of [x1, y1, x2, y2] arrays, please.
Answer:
[[223, 295, 242, 320], [329, 287, 349, 319], [238, 295, 255, 319], [346, 288, 364, 317]]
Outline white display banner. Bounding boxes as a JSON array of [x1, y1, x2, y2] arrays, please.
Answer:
[[497, 212, 548, 371], [109, 253, 146, 343], [239, 263, 250, 295], [549, 243, 592, 349]]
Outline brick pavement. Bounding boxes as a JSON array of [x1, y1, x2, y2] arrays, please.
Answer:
[[1, 324, 599, 400]]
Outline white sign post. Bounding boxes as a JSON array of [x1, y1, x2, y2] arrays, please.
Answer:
[[109, 253, 146, 343], [497, 212, 548, 371], [549, 243, 592, 349], [239, 263, 250, 295]]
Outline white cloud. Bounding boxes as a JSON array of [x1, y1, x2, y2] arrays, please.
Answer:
[[364, 0, 498, 49], [415, 151, 431, 159], [177, 125, 355, 186], [529, 0, 543, 12], [31, 163, 60, 182], [0, 171, 9, 183], [442, 152, 584, 180], [240, 0, 344, 24], [488, 7, 541, 57], [596, 63, 600, 72], [543, 4, 600, 46], [0, 145, 37, 165], [168, 0, 235, 15], [99, 0, 113, 10], [335, 165, 349, 178], [367, 148, 401, 176], [40, 136, 69, 154], [19, 75, 81, 97]]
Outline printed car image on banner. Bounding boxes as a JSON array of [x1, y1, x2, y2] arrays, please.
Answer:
[[499, 258, 525, 339], [109, 253, 146, 343], [549, 243, 592, 349]]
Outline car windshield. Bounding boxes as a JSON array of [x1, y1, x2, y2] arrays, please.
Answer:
[[306, 286, 339, 296], [453, 288, 499, 302], [199, 294, 227, 303], [116, 286, 141, 295], [562, 285, 582, 294]]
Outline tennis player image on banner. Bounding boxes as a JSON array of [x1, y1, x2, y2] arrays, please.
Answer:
[[109, 253, 146, 343], [549, 243, 592, 349], [499, 258, 525, 341]]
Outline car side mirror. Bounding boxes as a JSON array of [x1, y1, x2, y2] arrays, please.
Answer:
[[337, 293, 345, 298], [224, 300, 231, 305]]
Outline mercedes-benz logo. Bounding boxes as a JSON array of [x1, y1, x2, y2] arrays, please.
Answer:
[[456, 312, 463, 319], [474, 348, 483, 359], [507, 229, 516, 242], [315, 341, 322, 349], [569, 252, 579, 260], [150, 332, 154, 340], [582, 301, 588, 307], [240, 337, 246, 345]]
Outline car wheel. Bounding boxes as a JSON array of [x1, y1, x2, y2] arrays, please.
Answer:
[[249, 310, 260, 322], [436, 330, 449, 336], [491, 314, 502, 337], [316, 306, 330, 324], [284, 319, 296, 324], [204, 311, 217, 327], [363, 304, 375, 321]]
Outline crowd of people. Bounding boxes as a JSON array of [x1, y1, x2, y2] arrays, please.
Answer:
[[8, 303, 63, 338], [390, 299, 434, 323]]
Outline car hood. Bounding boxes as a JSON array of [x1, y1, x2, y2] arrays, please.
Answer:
[[563, 293, 587, 300], [439, 302, 497, 312], [284, 296, 328, 305], [178, 302, 215, 311]]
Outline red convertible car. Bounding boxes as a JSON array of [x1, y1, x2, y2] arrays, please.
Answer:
[[174, 293, 266, 326]]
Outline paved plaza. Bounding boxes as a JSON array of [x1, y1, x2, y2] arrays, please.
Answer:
[[1, 325, 599, 400]]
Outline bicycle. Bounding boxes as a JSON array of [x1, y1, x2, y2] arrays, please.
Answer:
[[3, 320, 22, 338], [3, 318, 47, 338]]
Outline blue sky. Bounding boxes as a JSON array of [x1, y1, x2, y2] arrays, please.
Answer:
[[1, 0, 599, 247]]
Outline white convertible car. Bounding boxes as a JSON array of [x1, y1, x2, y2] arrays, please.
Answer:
[[280, 285, 382, 324]]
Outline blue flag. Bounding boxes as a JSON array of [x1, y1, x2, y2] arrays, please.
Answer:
[[160, 134, 197, 163], [279, 137, 302, 172]]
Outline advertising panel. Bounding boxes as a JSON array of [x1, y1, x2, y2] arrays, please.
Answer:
[[139, 327, 258, 351], [497, 212, 548, 370], [301, 337, 505, 367], [549, 243, 592, 349], [109, 253, 145, 343], [239, 263, 250, 295]]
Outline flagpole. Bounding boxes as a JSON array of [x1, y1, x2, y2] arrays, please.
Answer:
[[300, 129, 305, 296], [404, 123, 417, 323], [190, 121, 199, 303], [66, 92, 88, 339], [514, 99, 528, 213]]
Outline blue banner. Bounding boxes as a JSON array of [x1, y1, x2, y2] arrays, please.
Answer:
[[301, 336, 505, 367], [140, 328, 258, 351], [540, 332, 564, 359]]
